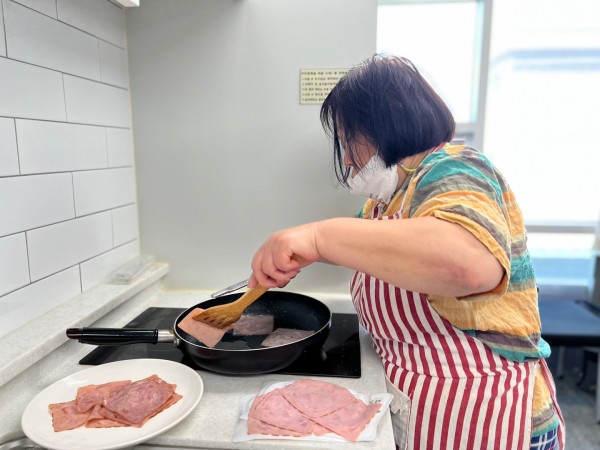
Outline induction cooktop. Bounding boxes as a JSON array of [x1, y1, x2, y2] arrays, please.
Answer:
[[79, 307, 361, 378]]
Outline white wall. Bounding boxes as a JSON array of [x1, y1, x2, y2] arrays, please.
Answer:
[[0, 0, 139, 337], [126, 0, 377, 293]]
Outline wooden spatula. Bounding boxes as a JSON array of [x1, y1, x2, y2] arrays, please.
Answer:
[[192, 284, 270, 329]]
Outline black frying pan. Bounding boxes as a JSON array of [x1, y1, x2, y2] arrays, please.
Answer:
[[66, 291, 332, 375]]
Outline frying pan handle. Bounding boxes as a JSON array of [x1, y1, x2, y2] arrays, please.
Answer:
[[66, 328, 173, 345]]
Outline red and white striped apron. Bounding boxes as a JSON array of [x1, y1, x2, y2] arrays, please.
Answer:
[[349, 199, 557, 449], [351, 274, 537, 450]]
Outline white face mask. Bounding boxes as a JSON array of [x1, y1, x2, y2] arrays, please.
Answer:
[[346, 154, 399, 204]]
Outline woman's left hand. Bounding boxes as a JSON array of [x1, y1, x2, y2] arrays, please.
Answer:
[[248, 223, 321, 289]]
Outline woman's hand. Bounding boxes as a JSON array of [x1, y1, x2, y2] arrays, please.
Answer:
[[248, 223, 321, 289]]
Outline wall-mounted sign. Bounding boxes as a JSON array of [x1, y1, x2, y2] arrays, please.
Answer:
[[299, 68, 349, 105]]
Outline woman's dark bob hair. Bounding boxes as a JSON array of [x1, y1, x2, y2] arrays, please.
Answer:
[[320, 54, 455, 185]]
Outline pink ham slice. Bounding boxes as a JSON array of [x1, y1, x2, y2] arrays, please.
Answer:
[[104, 375, 176, 424], [246, 379, 382, 441], [178, 307, 233, 347], [86, 418, 128, 428], [278, 379, 356, 417], [87, 391, 182, 428], [49, 400, 94, 432], [248, 417, 305, 437], [249, 389, 315, 435], [247, 394, 304, 437], [97, 405, 143, 427], [247, 393, 332, 437], [260, 328, 314, 347], [145, 391, 183, 421], [85, 405, 127, 428], [312, 398, 381, 442], [48, 374, 182, 432], [232, 314, 274, 336], [76, 380, 131, 413]]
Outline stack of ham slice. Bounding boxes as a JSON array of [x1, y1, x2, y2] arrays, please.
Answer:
[[247, 379, 381, 441], [49, 374, 182, 432]]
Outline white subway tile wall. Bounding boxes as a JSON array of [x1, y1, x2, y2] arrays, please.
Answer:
[[99, 41, 129, 88], [4, 0, 101, 80], [27, 212, 114, 281], [17, 120, 108, 174], [0, 267, 81, 336], [80, 240, 139, 291], [64, 74, 131, 127], [0, 233, 30, 296], [0, 57, 65, 120], [73, 168, 136, 216], [0, 173, 75, 236], [0, 0, 139, 338], [11, 0, 58, 19], [107, 128, 134, 167], [112, 205, 139, 246], [0, 118, 19, 176], [57, 0, 126, 48]]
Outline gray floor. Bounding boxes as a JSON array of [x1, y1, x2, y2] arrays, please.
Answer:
[[551, 350, 600, 449]]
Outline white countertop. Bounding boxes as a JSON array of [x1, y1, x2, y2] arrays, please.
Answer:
[[0, 268, 395, 450]]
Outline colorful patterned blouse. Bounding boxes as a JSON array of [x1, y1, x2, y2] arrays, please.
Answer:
[[360, 145, 559, 436]]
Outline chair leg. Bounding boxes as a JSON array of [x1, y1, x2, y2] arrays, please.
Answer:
[[556, 346, 565, 379], [596, 352, 600, 423], [578, 347, 595, 386]]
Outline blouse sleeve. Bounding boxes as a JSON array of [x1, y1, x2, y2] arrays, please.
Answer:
[[408, 152, 512, 301]]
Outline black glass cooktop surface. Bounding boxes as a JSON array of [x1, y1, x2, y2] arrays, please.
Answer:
[[79, 307, 361, 378]]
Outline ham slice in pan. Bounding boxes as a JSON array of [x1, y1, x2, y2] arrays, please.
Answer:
[[232, 314, 274, 336], [178, 307, 233, 347], [260, 328, 314, 347], [246, 379, 382, 441]]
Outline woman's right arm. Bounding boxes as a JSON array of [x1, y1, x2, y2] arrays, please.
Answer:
[[249, 215, 504, 298]]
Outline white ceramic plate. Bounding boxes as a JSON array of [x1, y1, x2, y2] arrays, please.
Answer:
[[21, 359, 204, 450]]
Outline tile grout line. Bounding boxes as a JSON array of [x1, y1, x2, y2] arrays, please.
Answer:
[[12, 117, 21, 175], [1, 0, 7, 56]]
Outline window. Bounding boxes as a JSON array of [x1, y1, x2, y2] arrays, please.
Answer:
[[377, 0, 600, 251], [377, 1, 479, 124], [484, 0, 600, 228]]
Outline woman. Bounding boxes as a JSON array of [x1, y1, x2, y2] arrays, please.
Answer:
[[248, 55, 564, 450]]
